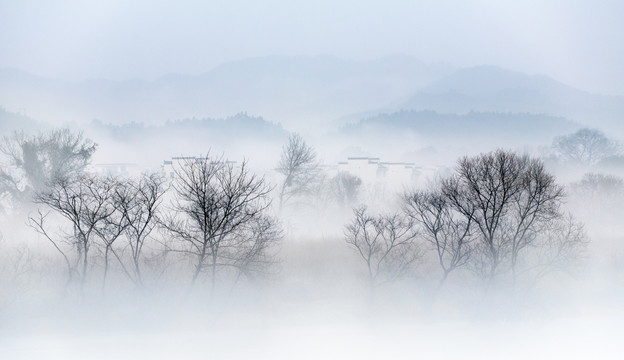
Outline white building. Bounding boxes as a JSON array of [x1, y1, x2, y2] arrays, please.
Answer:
[[337, 157, 415, 188]]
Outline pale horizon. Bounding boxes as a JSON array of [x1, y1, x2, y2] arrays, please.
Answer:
[[1, 1, 623, 95]]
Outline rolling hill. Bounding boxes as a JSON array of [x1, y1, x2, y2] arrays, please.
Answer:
[[399, 66, 624, 134], [0, 55, 452, 132]]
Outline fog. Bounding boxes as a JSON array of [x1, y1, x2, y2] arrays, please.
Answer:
[[2, 1, 624, 359], [2, 1, 624, 95]]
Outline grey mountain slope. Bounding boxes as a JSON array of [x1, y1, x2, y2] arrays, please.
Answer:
[[0, 107, 43, 134], [423, 66, 563, 96], [85, 114, 288, 169], [0, 55, 452, 130], [401, 66, 624, 133], [2, 59, 621, 136], [341, 110, 580, 145]]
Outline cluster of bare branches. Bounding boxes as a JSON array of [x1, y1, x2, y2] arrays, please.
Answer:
[[160, 155, 281, 289], [345, 207, 421, 288], [276, 135, 363, 223], [6, 124, 284, 294], [567, 173, 624, 236], [407, 150, 587, 285], [403, 189, 473, 285], [276, 133, 321, 211], [2, 129, 589, 298], [28, 173, 166, 290], [552, 128, 620, 166], [346, 150, 589, 289], [29, 154, 282, 293]]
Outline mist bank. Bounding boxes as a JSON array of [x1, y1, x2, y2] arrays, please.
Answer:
[[2, 127, 624, 360], [340, 110, 579, 148], [0, 106, 43, 133], [1, 56, 622, 135], [75, 110, 587, 173], [2, 59, 624, 360], [84, 114, 288, 169], [1, 105, 614, 178]]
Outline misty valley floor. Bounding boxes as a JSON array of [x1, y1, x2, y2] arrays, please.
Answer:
[[2, 263, 623, 360], [2, 309, 623, 359]]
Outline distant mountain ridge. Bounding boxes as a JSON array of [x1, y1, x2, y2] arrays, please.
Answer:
[[400, 65, 624, 134], [423, 66, 562, 96], [0, 107, 43, 134], [1, 58, 622, 136], [342, 110, 580, 145], [0, 55, 452, 131]]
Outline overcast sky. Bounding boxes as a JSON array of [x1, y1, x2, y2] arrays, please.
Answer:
[[1, 0, 623, 95]]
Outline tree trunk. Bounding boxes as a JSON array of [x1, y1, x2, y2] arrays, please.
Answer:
[[81, 241, 89, 290], [102, 245, 110, 293]]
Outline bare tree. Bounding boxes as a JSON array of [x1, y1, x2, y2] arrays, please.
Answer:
[[29, 172, 169, 291], [516, 214, 589, 284], [276, 133, 320, 211], [29, 174, 115, 288], [567, 173, 624, 235], [442, 150, 526, 281], [441, 150, 566, 283], [345, 206, 421, 289], [572, 173, 624, 196], [553, 128, 620, 165], [116, 173, 166, 287], [92, 177, 130, 291], [403, 190, 474, 285], [507, 159, 564, 284], [224, 215, 281, 283], [162, 155, 279, 290]]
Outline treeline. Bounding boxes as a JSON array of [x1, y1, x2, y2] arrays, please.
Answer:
[[90, 113, 288, 142], [1, 127, 615, 300], [274, 134, 592, 292], [0, 129, 280, 294], [342, 110, 579, 143], [0, 106, 42, 134], [346, 150, 587, 290], [29, 159, 279, 292]]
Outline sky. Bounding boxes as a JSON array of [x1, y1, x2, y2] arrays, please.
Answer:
[[1, 0, 623, 95]]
